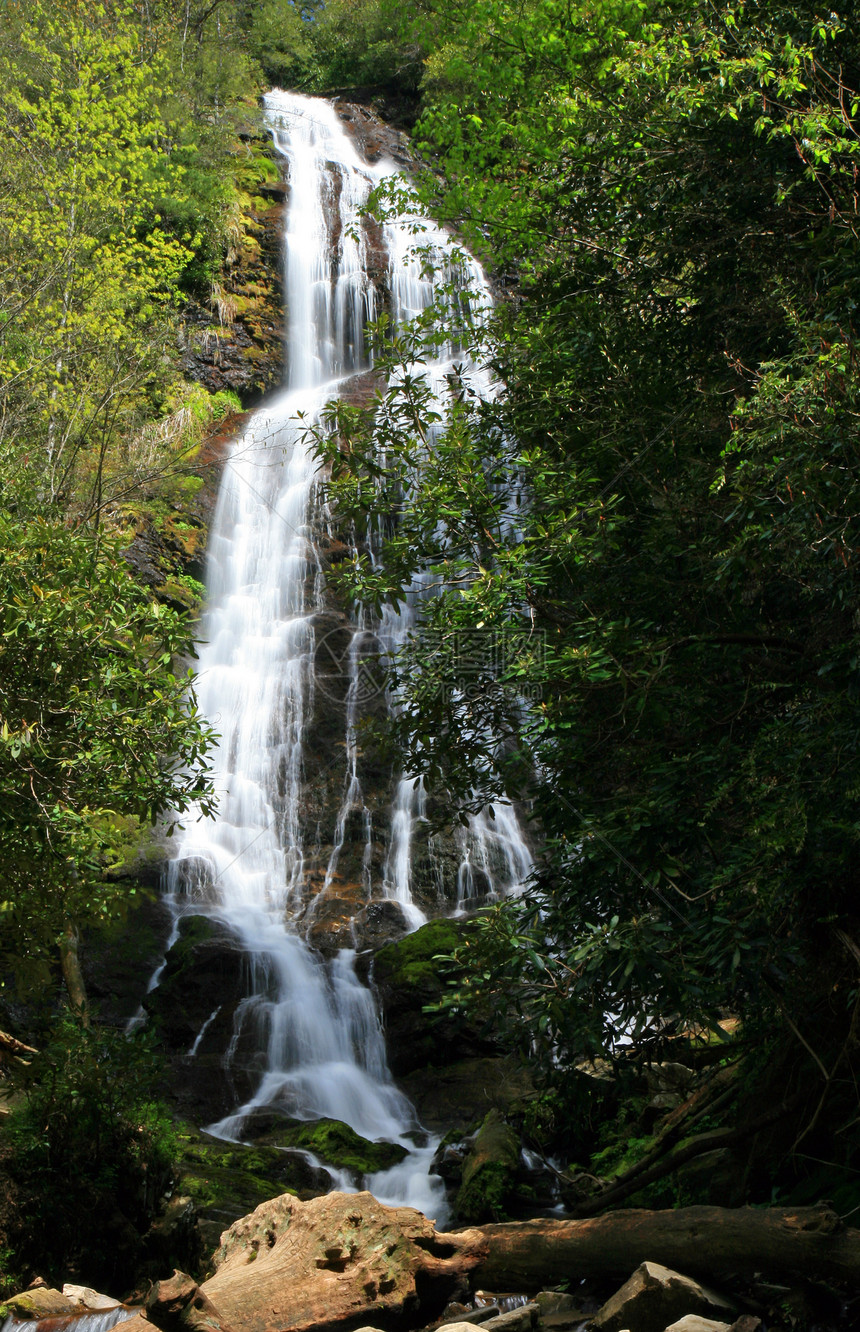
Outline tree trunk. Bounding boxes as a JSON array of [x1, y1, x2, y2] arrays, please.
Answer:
[[477, 1202, 860, 1289], [197, 1190, 487, 1332], [116, 1198, 860, 1332], [59, 920, 89, 1025]]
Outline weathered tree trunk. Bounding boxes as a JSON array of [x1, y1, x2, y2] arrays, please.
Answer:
[[198, 1190, 487, 1332], [0, 1029, 37, 1061], [118, 1197, 860, 1332], [477, 1202, 860, 1289], [59, 919, 89, 1025]]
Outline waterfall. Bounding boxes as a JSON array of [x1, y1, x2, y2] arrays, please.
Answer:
[[159, 91, 532, 1219], [0, 1309, 138, 1332]]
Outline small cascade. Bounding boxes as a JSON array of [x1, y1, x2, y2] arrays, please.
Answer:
[[156, 91, 533, 1217], [0, 1309, 139, 1332]]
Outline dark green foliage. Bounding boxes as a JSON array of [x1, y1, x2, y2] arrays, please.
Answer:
[[312, 0, 860, 1191], [1, 1016, 179, 1290], [0, 518, 216, 974]]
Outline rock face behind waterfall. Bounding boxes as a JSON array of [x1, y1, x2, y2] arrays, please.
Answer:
[[72, 92, 535, 1256]]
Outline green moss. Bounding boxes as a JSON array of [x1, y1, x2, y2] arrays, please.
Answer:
[[591, 1131, 654, 1179], [456, 1161, 514, 1223], [373, 918, 465, 990], [167, 916, 216, 972], [454, 1109, 520, 1224], [259, 1118, 408, 1175]]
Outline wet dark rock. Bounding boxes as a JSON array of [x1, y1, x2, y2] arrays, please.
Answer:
[[400, 1056, 534, 1135], [143, 915, 255, 1122], [334, 100, 415, 163], [431, 1139, 469, 1185], [143, 1194, 205, 1276], [304, 888, 365, 955], [83, 891, 174, 1027], [353, 900, 411, 952], [372, 918, 501, 1076]]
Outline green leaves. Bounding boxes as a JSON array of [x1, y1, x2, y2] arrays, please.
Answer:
[[0, 516, 216, 965], [308, 0, 860, 1099]]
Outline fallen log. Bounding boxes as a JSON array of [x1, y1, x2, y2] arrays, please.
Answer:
[[119, 1196, 860, 1332], [477, 1201, 860, 1290], [200, 1190, 487, 1332], [0, 1028, 37, 1061]]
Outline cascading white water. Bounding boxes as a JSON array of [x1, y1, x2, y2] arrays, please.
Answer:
[[161, 91, 532, 1218], [0, 1310, 139, 1332]]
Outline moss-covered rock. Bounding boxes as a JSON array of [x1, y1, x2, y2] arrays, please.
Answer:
[[175, 1126, 331, 1260], [454, 1108, 521, 1224], [372, 919, 501, 1076], [82, 889, 174, 1027], [4, 1288, 78, 1319], [178, 134, 286, 407], [249, 1117, 408, 1177]]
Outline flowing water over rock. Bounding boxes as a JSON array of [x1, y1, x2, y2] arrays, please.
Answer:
[[156, 91, 532, 1218]]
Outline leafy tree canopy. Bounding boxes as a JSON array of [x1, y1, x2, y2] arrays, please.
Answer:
[[312, 0, 860, 1146]]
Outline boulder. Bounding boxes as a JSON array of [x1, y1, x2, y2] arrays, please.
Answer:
[[534, 1291, 589, 1330], [175, 1126, 330, 1255], [4, 1287, 78, 1318], [663, 1319, 732, 1332], [143, 914, 253, 1121], [455, 1110, 521, 1224], [674, 1149, 745, 1208], [401, 1057, 533, 1135], [83, 891, 174, 1026], [249, 1117, 408, 1178], [200, 1189, 487, 1332], [592, 1263, 736, 1332], [372, 920, 500, 1076], [62, 1282, 122, 1310], [353, 899, 412, 952]]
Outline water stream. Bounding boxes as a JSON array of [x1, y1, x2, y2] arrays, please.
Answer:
[[159, 91, 532, 1219]]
